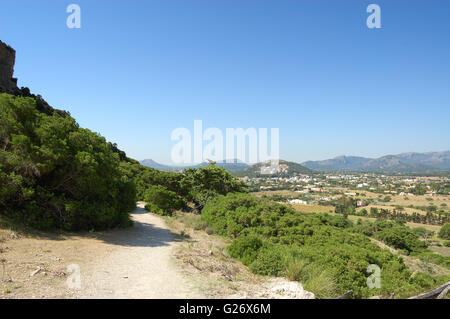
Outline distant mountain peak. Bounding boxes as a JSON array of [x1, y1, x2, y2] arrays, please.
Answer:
[[139, 158, 249, 172], [233, 159, 315, 177], [302, 151, 450, 172]]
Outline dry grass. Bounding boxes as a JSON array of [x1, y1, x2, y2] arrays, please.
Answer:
[[406, 222, 441, 232], [0, 226, 115, 299], [370, 238, 450, 277], [288, 204, 334, 214], [356, 191, 449, 212], [429, 246, 450, 257], [254, 190, 300, 197], [163, 211, 267, 298], [363, 204, 426, 216], [164, 211, 315, 299]]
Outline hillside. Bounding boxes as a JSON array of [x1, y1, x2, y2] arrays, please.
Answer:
[[302, 151, 450, 172], [0, 41, 138, 230], [395, 151, 450, 170], [140, 159, 183, 172], [234, 160, 315, 177], [363, 155, 436, 172], [302, 156, 371, 171]]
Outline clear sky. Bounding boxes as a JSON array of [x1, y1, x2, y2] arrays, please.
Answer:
[[1, 0, 449, 164]]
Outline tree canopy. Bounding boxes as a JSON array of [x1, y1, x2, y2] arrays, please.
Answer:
[[0, 93, 136, 230]]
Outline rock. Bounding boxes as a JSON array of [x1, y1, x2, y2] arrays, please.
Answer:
[[0, 41, 69, 117], [9, 232, 18, 240], [0, 40, 19, 94], [265, 278, 315, 299], [30, 267, 41, 277]]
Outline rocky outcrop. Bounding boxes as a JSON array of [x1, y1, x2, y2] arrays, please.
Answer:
[[0, 40, 19, 94], [229, 278, 315, 299], [0, 40, 68, 116]]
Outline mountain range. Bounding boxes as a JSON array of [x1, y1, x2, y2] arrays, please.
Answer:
[[142, 151, 450, 174], [140, 159, 249, 172], [302, 151, 450, 172]]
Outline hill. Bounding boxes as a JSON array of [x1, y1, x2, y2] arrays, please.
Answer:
[[362, 155, 435, 172], [394, 151, 450, 170], [302, 156, 371, 171], [234, 160, 315, 177], [140, 159, 183, 171], [140, 159, 249, 172], [302, 151, 450, 172]]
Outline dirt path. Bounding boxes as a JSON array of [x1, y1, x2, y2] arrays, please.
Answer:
[[370, 238, 450, 277], [0, 203, 203, 299], [76, 203, 202, 298], [1, 204, 311, 299]]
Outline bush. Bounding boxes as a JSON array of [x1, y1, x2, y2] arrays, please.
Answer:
[[249, 245, 286, 276], [227, 233, 263, 265], [143, 185, 183, 216], [201, 193, 445, 298], [201, 192, 295, 238], [285, 258, 310, 282], [412, 250, 450, 268], [129, 163, 247, 212], [302, 269, 338, 299], [181, 164, 247, 207], [0, 94, 135, 230], [374, 223, 427, 253], [438, 222, 450, 240], [410, 272, 437, 289]]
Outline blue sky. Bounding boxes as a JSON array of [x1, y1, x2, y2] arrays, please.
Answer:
[[1, 0, 449, 164]]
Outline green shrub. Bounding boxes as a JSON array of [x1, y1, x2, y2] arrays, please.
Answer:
[[143, 185, 183, 216], [303, 269, 338, 299], [227, 233, 263, 265], [285, 258, 310, 282], [412, 250, 450, 268], [285, 259, 339, 298], [249, 245, 286, 276], [438, 222, 450, 240], [374, 224, 427, 253], [410, 272, 437, 289], [181, 165, 247, 207], [201, 192, 449, 298], [0, 94, 135, 230]]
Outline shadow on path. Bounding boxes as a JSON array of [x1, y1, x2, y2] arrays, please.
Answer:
[[93, 205, 183, 248], [7, 204, 183, 248]]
